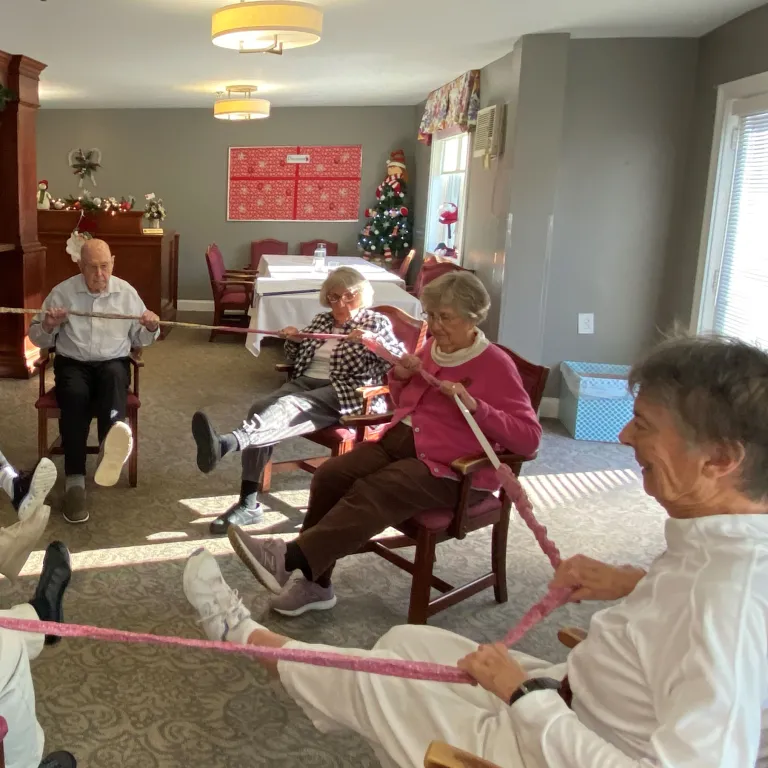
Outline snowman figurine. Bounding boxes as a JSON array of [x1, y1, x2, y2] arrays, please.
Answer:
[[37, 180, 52, 210]]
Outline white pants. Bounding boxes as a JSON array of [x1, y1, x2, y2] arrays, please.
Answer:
[[0, 603, 45, 768], [278, 625, 566, 768]]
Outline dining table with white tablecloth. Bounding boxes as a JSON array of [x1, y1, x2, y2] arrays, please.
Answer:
[[245, 271, 422, 356], [257, 254, 405, 285]]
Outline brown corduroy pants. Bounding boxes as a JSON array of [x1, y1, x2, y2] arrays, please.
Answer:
[[297, 422, 487, 582]]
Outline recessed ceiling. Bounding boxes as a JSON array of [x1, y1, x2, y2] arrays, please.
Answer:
[[1, 0, 764, 109]]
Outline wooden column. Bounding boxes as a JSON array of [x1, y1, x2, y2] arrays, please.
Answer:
[[0, 52, 46, 378]]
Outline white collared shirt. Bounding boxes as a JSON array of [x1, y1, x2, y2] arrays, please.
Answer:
[[28, 274, 160, 361], [511, 514, 768, 767]]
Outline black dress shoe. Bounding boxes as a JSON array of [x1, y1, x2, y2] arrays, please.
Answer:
[[192, 411, 222, 474], [209, 502, 263, 535], [30, 541, 72, 646], [40, 751, 77, 768]]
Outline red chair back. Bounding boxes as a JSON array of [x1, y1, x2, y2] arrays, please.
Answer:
[[396, 249, 416, 281], [373, 305, 427, 354], [0, 714, 7, 767], [499, 345, 549, 411], [250, 239, 288, 270], [415, 260, 467, 297], [206, 244, 226, 283], [299, 239, 339, 257]]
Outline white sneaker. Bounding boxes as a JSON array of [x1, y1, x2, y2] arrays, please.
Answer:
[[16, 457, 57, 521], [183, 548, 252, 641], [94, 422, 133, 487]]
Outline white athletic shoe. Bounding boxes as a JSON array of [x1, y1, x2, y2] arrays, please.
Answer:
[[183, 548, 252, 642], [16, 457, 57, 522], [94, 422, 133, 487]]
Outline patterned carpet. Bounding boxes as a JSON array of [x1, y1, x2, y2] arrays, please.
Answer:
[[0, 324, 667, 767]]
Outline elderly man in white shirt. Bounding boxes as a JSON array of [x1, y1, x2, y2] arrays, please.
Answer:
[[181, 334, 768, 768], [28, 238, 159, 524]]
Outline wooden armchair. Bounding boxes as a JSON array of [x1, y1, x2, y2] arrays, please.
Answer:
[[340, 346, 549, 624], [34, 349, 143, 487], [413, 259, 472, 298], [248, 238, 288, 270], [259, 305, 427, 492], [206, 244, 257, 341]]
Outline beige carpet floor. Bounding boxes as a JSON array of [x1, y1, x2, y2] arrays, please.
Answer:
[[0, 323, 667, 767]]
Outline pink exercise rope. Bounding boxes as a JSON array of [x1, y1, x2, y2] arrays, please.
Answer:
[[0, 333, 573, 685]]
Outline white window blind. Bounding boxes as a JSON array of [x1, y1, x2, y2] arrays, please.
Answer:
[[713, 111, 768, 345]]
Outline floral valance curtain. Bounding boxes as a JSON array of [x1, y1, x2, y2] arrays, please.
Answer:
[[418, 70, 481, 146]]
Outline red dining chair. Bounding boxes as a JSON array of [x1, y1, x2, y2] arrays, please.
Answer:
[[258, 305, 427, 492], [247, 239, 288, 270], [393, 249, 416, 284], [342, 346, 550, 624], [299, 239, 338, 257], [0, 714, 7, 767], [413, 259, 471, 298], [205, 244, 256, 342]]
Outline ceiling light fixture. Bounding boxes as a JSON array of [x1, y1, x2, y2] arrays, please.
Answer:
[[211, 0, 323, 55], [214, 86, 271, 120]]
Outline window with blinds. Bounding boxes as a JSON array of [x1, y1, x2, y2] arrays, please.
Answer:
[[712, 110, 768, 344]]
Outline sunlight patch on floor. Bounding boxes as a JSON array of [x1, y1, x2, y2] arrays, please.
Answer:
[[521, 469, 640, 511]]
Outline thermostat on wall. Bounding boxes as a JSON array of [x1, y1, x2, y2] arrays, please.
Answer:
[[286, 154, 310, 164]]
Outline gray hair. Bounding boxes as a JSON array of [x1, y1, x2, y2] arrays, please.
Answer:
[[319, 266, 374, 308], [629, 334, 768, 501], [420, 271, 490, 324]]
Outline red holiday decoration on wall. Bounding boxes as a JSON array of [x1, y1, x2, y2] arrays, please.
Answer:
[[228, 145, 362, 221]]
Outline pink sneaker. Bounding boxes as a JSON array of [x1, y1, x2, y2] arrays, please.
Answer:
[[271, 577, 337, 617], [228, 526, 290, 594]]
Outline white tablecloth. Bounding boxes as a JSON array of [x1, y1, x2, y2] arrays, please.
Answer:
[[246, 280, 422, 356], [259, 254, 403, 283]]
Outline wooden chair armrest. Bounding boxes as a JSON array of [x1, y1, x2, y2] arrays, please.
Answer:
[[218, 279, 255, 287], [275, 363, 294, 373], [357, 384, 390, 400], [450, 451, 537, 476], [558, 627, 587, 649], [129, 348, 145, 368], [340, 412, 394, 428], [33, 348, 52, 369], [424, 741, 502, 768], [226, 269, 257, 277]]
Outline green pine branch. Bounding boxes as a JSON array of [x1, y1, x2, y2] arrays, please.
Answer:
[[0, 85, 17, 112]]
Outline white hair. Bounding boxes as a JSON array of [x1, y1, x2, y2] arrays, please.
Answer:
[[319, 267, 374, 308]]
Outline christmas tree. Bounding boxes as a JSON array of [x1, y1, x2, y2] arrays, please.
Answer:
[[358, 149, 413, 264]]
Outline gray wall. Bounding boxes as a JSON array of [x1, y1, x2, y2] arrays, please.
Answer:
[[36, 106, 417, 300], [658, 3, 768, 329], [543, 39, 698, 394], [419, 37, 698, 395]]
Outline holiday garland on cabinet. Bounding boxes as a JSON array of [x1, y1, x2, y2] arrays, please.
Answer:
[[357, 149, 413, 266]]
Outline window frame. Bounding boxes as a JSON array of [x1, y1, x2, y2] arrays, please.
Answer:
[[691, 71, 768, 333], [423, 131, 472, 263]]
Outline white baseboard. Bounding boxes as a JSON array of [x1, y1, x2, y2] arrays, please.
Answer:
[[178, 300, 214, 312], [539, 396, 559, 419]]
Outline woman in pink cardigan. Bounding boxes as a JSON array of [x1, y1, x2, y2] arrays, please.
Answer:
[[227, 272, 543, 616]]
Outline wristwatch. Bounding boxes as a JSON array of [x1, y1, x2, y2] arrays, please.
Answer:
[[508, 677, 561, 706]]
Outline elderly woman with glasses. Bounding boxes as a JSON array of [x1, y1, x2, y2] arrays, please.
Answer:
[[192, 266, 405, 534], [226, 271, 543, 616]]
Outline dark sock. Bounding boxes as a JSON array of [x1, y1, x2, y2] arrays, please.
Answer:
[[240, 480, 260, 510], [285, 541, 314, 582], [315, 572, 332, 588], [219, 433, 238, 458]]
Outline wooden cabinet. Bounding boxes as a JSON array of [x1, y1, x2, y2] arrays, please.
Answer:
[[37, 210, 179, 339]]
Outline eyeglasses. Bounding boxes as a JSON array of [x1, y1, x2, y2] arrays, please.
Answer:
[[421, 310, 461, 325], [328, 290, 359, 304]]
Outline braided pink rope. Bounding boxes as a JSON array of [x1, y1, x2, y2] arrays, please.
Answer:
[[0, 335, 573, 689]]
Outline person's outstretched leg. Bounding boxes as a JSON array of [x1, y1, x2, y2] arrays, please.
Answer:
[[0, 457, 57, 580], [0, 453, 57, 521], [0, 541, 73, 768], [182, 549, 525, 768]]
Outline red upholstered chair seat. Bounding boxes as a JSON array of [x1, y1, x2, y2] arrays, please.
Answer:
[[404, 494, 502, 533], [220, 289, 250, 305]]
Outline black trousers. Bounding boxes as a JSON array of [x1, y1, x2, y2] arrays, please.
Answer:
[[54, 355, 131, 476]]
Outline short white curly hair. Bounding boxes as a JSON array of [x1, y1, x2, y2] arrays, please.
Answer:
[[319, 267, 374, 308]]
